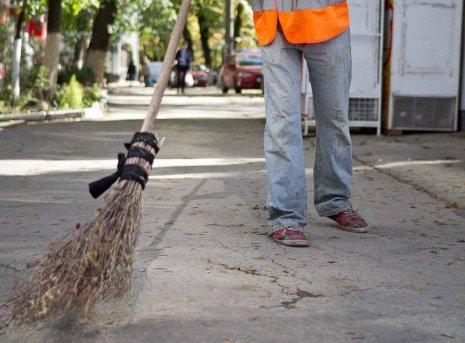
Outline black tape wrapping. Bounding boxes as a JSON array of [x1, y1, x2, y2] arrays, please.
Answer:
[[88, 153, 126, 199], [124, 132, 159, 154], [88, 132, 158, 198], [126, 146, 155, 165], [120, 164, 149, 189]]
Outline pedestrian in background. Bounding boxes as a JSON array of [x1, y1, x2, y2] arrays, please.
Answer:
[[141, 60, 153, 87], [126, 60, 136, 84], [175, 41, 192, 94]]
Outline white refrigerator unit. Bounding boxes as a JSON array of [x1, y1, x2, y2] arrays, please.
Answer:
[[301, 0, 385, 135], [461, 18, 465, 132], [384, 0, 463, 131]]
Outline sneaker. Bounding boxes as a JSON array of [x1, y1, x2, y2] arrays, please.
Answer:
[[329, 208, 368, 233], [270, 227, 310, 247]]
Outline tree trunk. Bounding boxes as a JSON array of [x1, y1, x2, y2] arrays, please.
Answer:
[[44, 0, 61, 97], [183, 25, 194, 55], [12, 0, 27, 101], [224, 0, 234, 58], [84, 0, 117, 84], [12, 38, 22, 100], [233, 3, 244, 49], [197, 13, 211, 67], [73, 33, 88, 69]]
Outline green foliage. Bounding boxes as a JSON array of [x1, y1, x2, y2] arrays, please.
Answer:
[[83, 84, 101, 107], [234, 0, 257, 50], [138, 0, 258, 68], [0, 88, 12, 103], [190, 0, 224, 67], [109, 0, 256, 67], [21, 65, 49, 99], [0, 11, 14, 100], [56, 75, 83, 109], [0, 64, 46, 112], [109, 0, 148, 50], [0, 100, 8, 114], [63, 0, 99, 20], [15, 92, 37, 109], [0, 92, 42, 113], [139, 0, 177, 61], [62, 0, 98, 50], [2, 0, 46, 106], [2, 0, 259, 106], [58, 66, 95, 86], [56, 75, 101, 109], [9, 0, 48, 24]]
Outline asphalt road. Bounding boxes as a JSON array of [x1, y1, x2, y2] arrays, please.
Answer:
[[1, 88, 464, 342]]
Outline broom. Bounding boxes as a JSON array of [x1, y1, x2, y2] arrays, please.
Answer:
[[1, 0, 192, 327]]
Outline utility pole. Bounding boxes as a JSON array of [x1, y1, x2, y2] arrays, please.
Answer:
[[225, 0, 234, 59]]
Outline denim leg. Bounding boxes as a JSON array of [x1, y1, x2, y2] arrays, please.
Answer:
[[302, 30, 353, 217], [261, 32, 308, 233]]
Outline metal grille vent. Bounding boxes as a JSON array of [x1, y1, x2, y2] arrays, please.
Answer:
[[392, 96, 456, 130], [349, 98, 379, 122], [307, 97, 379, 122]]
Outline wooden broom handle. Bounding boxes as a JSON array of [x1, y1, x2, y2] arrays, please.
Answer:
[[141, 0, 192, 133]]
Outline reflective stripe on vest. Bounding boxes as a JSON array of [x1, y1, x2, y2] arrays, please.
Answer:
[[252, 0, 350, 46]]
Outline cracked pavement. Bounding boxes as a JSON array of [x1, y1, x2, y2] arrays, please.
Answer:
[[0, 88, 464, 342]]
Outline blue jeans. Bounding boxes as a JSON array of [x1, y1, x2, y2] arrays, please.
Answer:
[[262, 29, 353, 233]]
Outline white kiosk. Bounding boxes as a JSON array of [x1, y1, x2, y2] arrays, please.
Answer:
[[301, 0, 385, 135], [385, 0, 463, 131]]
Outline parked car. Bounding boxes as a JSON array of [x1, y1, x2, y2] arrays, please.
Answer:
[[219, 50, 263, 94], [147, 61, 194, 88], [191, 64, 209, 87], [147, 61, 163, 83]]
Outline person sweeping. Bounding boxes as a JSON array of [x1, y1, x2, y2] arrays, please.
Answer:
[[252, 0, 368, 247]]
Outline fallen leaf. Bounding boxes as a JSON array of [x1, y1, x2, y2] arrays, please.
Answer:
[[441, 333, 456, 339], [445, 202, 458, 209]]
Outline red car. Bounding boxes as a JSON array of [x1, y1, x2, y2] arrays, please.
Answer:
[[220, 51, 263, 94], [191, 64, 209, 87]]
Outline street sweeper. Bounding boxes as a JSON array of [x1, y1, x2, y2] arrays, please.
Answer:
[[252, 0, 368, 247]]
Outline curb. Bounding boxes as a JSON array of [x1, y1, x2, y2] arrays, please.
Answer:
[[0, 109, 84, 126]]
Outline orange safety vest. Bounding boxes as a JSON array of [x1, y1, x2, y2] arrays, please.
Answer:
[[252, 0, 350, 46]]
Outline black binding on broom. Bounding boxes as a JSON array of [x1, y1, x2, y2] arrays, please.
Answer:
[[88, 132, 159, 198], [124, 131, 159, 153], [126, 146, 155, 165], [120, 164, 149, 188]]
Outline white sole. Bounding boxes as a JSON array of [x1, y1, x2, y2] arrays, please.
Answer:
[[336, 223, 369, 233]]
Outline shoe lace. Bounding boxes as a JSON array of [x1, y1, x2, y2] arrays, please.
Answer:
[[282, 227, 303, 235], [342, 208, 358, 218]]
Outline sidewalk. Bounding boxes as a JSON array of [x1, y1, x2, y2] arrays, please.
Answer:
[[106, 86, 265, 120], [0, 97, 464, 342]]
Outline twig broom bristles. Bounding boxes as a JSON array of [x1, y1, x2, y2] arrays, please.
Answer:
[[1, 0, 193, 326]]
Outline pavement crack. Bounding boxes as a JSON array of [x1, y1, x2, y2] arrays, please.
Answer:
[[215, 261, 283, 292], [269, 257, 314, 286], [353, 154, 465, 217], [215, 260, 322, 310], [219, 263, 270, 278], [280, 289, 324, 309], [0, 263, 21, 273]]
